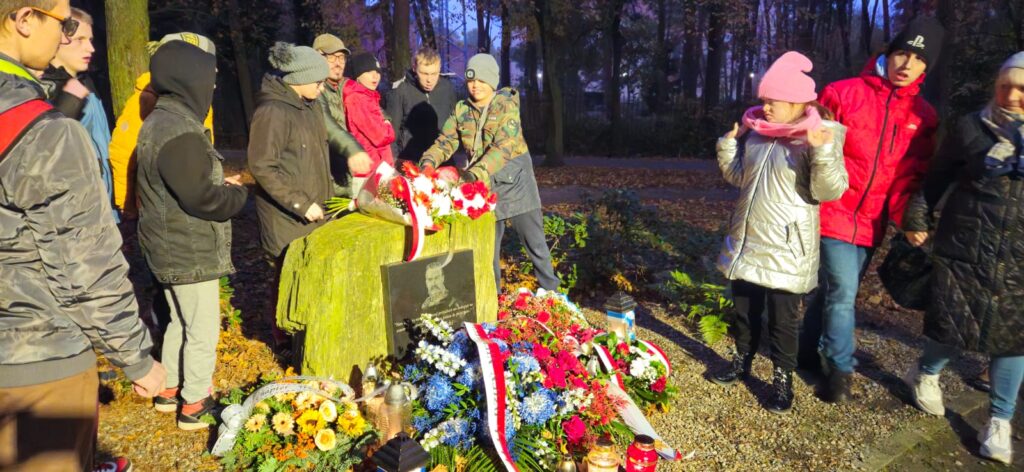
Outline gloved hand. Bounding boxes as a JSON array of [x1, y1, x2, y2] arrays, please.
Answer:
[[459, 169, 478, 183]]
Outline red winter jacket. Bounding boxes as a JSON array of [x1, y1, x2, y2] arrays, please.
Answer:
[[817, 58, 938, 248], [343, 80, 395, 175]]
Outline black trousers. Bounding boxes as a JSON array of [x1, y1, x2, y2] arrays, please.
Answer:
[[494, 209, 560, 293], [730, 279, 802, 371]]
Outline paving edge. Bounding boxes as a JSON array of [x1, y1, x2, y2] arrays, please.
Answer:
[[851, 390, 989, 471]]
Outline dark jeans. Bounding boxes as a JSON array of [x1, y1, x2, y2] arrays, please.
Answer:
[[730, 279, 803, 371], [494, 209, 560, 293]]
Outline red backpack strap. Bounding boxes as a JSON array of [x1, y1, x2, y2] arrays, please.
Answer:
[[0, 99, 54, 163]]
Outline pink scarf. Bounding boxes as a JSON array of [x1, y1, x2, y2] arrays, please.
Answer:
[[741, 105, 822, 138]]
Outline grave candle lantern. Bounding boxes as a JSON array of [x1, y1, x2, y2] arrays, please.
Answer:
[[382, 382, 415, 440], [604, 291, 638, 342], [373, 432, 430, 472]]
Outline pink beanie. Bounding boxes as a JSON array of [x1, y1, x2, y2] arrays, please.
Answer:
[[757, 51, 817, 103]]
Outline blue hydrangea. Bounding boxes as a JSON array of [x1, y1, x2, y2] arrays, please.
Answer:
[[412, 413, 438, 433], [440, 417, 476, 449], [458, 361, 481, 388], [512, 341, 534, 353], [482, 323, 497, 333], [510, 354, 540, 374], [493, 339, 509, 354], [424, 374, 456, 413], [520, 389, 557, 426], [404, 364, 425, 383], [447, 330, 470, 357]]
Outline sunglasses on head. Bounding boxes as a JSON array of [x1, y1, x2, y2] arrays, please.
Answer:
[[7, 7, 80, 37]]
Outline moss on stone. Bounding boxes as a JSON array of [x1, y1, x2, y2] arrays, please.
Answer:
[[276, 208, 497, 382]]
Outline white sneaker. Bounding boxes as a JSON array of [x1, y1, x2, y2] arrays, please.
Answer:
[[904, 364, 945, 416], [978, 417, 1012, 464]]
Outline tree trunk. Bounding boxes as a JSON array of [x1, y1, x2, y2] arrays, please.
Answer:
[[104, 0, 149, 114], [704, 3, 725, 109], [606, 0, 625, 152], [227, 0, 255, 129], [535, 0, 564, 166], [860, 0, 872, 55], [476, 0, 490, 51], [795, 0, 815, 53], [837, 0, 852, 69], [500, 3, 511, 86], [882, 0, 891, 43], [653, 0, 669, 111], [681, 1, 700, 100], [393, 0, 412, 81], [927, 0, 955, 117], [414, 0, 438, 50], [381, 0, 395, 75], [524, 29, 539, 103]]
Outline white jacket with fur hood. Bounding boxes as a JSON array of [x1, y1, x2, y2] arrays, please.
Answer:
[[716, 120, 849, 294]]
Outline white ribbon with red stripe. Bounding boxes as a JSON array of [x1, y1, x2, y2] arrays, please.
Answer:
[[465, 323, 519, 472]]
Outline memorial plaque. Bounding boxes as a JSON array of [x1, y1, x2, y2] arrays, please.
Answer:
[[382, 250, 476, 357]]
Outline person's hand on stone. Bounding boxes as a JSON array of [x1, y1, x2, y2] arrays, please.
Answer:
[[305, 203, 325, 222], [807, 126, 834, 147], [132, 361, 166, 398]]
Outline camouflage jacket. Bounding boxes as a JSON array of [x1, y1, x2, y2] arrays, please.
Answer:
[[420, 87, 528, 182]]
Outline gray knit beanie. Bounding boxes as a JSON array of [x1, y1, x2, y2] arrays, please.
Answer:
[[1000, 51, 1024, 73], [465, 53, 499, 90], [268, 41, 329, 85]]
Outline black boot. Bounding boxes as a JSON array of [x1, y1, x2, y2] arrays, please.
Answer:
[[766, 366, 794, 414], [711, 351, 753, 386], [826, 370, 853, 403]]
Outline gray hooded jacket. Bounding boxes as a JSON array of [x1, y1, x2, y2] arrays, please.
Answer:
[[0, 55, 153, 387], [716, 120, 849, 294]]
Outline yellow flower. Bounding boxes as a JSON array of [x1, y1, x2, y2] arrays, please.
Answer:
[[254, 401, 270, 413], [293, 392, 315, 411], [319, 400, 338, 423], [272, 412, 295, 436], [314, 428, 337, 451], [244, 414, 267, 432], [274, 392, 296, 403], [340, 401, 360, 419], [337, 414, 367, 437], [296, 409, 325, 435]]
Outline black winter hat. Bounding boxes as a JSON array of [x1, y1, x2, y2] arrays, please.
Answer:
[[344, 53, 382, 80], [887, 17, 945, 69]]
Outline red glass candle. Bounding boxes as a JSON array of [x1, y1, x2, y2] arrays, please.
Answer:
[[625, 434, 658, 472]]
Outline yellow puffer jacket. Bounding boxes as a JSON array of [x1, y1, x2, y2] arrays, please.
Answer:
[[109, 72, 214, 214]]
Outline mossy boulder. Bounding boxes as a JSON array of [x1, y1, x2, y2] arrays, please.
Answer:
[[276, 208, 497, 382]]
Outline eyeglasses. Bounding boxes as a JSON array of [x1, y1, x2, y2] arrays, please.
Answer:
[[7, 7, 79, 37], [321, 53, 346, 64]]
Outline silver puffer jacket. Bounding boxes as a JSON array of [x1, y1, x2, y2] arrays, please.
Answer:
[[717, 120, 849, 294]]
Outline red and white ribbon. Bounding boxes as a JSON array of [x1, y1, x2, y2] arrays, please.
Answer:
[[465, 323, 519, 472]]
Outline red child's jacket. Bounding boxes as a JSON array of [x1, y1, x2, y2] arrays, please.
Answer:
[[343, 79, 395, 176], [817, 57, 939, 248]]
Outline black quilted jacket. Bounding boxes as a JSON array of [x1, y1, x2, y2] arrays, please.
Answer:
[[903, 112, 1024, 356]]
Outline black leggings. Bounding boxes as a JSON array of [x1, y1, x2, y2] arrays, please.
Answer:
[[730, 279, 802, 371]]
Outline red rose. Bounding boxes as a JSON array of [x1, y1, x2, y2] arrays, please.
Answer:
[[536, 310, 551, 323], [616, 343, 630, 357], [652, 377, 667, 393], [498, 310, 510, 320], [562, 416, 586, 444], [614, 359, 627, 371]]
